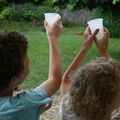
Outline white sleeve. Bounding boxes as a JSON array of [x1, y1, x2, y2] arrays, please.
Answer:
[[58, 94, 82, 120]]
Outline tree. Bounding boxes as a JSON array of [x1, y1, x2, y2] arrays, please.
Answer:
[[7, 0, 43, 4], [0, 0, 7, 11], [53, 0, 120, 17], [113, 0, 120, 4]]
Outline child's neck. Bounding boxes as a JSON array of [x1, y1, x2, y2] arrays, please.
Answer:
[[0, 87, 13, 97]]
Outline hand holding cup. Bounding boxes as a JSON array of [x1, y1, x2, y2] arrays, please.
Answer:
[[44, 13, 63, 41], [87, 18, 104, 42]]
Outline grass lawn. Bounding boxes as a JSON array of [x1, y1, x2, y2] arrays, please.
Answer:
[[0, 22, 120, 89]]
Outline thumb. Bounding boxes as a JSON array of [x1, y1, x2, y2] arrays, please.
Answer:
[[104, 28, 110, 39], [44, 20, 48, 28], [89, 29, 99, 43], [90, 29, 99, 38]]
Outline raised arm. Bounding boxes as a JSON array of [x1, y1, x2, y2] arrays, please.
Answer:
[[60, 27, 99, 96], [94, 28, 111, 57], [40, 17, 62, 97]]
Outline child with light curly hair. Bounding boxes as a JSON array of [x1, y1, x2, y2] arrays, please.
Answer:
[[59, 27, 120, 120]]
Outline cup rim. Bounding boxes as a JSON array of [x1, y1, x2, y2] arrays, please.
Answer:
[[87, 18, 103, 25], [44, 13, 59, 17]]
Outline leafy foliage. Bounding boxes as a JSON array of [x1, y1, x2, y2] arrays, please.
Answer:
[[0, 0, 119, 38], [0, 7, 11, 21], [7, 0, 43, 4], [107, 20, 120, 38], [53, 0, 120, 38], [93, 7, 120, 38], [113, 0, 120, 4], [53, 0, 120, 15], [8, 2, 53, 22], [0, 0, 7, 11], [9, 3, 34, 22]]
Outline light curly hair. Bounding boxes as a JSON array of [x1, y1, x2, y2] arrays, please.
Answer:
[[69, 57, 120, 120]]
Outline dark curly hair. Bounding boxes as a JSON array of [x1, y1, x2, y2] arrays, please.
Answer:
[[69, 57, 120, 120], [0, 31, 28, 90]]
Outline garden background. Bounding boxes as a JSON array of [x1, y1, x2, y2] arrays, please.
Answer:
[[0, 0, 120, 89]]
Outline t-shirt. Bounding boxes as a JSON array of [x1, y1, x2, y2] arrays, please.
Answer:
[[0, 86, 53, 120], [59, 94, 85, 120]]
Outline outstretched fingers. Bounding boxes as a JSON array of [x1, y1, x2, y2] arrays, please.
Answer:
[[104, 27, 110, 39], [84, 27, 99, 40], [55, 16, 63, 28]]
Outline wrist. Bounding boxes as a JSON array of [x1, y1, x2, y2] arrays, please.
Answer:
[[99, 48, 109, 57], [47, 32, 59, 40], [49, 40, 59, 50], [48, 35, 59, 43], [47, 35, 59, 42]]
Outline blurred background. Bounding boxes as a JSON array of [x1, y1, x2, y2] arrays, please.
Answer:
[[0, 0, 120, 89], [0, 0, 120, 37]]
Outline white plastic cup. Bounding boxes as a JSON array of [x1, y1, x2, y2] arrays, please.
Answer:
[[87, 18, 104, 42], [44, 13, 60, 27]]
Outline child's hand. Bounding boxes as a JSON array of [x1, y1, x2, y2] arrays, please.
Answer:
[[44, 16, 63, 41], [41, 104, 52, 113], [82, 27, 99, 51], [94, 28, 110, 55]]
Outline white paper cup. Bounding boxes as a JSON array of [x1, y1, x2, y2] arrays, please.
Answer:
[[87, 18, 104, 41], [44, 13, 60, 27]]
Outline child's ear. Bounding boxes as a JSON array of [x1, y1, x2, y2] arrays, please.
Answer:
[[9, 77, 17, 89]]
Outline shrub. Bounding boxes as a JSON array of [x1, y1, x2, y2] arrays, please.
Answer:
[[10, 10, 23, 21], [0, 7, 11, 21], [34, 5, 52, 21], [93, 7, 120, 38], [0, 0, 7, 11], [106, 19, 120, 38], [9, 3, 34, 22], [9, 3, 53, 23], [10, 10, 34, 22]]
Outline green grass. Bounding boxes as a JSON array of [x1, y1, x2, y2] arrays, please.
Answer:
[[0, 22, 120, 89]]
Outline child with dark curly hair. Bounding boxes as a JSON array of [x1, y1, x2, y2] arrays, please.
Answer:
[[0, 17, 63, 120], [59, 27, 120, 120]]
